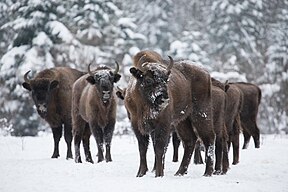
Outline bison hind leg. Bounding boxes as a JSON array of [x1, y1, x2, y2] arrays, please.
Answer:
[[64, 122, 73, 160], [105, 144, 112, 162], [172, 131, 181, 162], [74, 134, 82, 163]]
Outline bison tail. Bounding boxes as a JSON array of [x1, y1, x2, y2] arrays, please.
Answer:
[[257, 86, 262, 105]]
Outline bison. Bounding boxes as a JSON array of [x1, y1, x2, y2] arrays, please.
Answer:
[[224, 83, 243, 165], [123, 50, 215, 177], [22, 67, 85, 159], [72, 62, 121, 163], [172, 78, 229, 174], [231, 82, 262, 149]]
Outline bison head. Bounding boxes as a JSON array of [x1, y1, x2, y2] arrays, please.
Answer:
[[86, 62, 121, 103], [130, 56, 173, 111], [22, 71, 59, 118]]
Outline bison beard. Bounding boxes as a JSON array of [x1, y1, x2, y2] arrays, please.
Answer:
[[124, 51, 215, 177]]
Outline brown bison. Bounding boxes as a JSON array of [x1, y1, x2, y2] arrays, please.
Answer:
[[210, 80, 229, 174], [231, 82, 262, 149], [72, 62, 121, 163], [172, 78, 229, 174], [22, 67, 85, 159], [224, 83, 243, 164], [124, 50, 215, 177]]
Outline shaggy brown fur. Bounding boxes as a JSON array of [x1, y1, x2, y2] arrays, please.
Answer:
[[133, 50, 163, 68], [194, 80, 243, 165], [210, 85, 229, 174], [124, 50, 215, 177], [224, 83, 243, 164], [231, 82, 262, 149], [22, 67, 85, 159], [72, 64, 121, 163], [173, 79, 230, 174]]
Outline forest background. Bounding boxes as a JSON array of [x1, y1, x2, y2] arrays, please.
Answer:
[[0, 0, 287, 136]]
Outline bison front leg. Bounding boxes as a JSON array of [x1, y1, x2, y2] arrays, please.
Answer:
[[103, 121, 115, 162], [133, 128, 149, 177], [152, 127, 170, 177], [51, 126, 62, 158], [82, 124, 93, 163], [90, 124, 104, 163]]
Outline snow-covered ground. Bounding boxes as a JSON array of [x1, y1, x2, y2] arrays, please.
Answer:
[[0, 134, 287, 192]]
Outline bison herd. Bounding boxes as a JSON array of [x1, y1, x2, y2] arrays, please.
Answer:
[[22, 50, 261, 178]]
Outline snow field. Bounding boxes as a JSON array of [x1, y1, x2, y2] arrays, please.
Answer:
[[0, 134, 287, 192]]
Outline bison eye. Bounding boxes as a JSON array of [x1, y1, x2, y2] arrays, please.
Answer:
[[145, 78, 154, 86]]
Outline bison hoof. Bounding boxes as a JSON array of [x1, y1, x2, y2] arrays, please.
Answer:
[[174, 169, 187, 176], [221, 170, 228, 175], [203, 172, 213, 177], [232, 161, 239, 165], [106, 158, 112, 163], [97, 158, 104, 163], [66, 152, 73, 160], [213, 170, 221, 175], [155, 173, 164, 177], [86, 158, 94, 164], [136, 167, 148, 177], [136, 172, 146, 177], [51, 154, 60, 158], [75, 156, 82, 163]]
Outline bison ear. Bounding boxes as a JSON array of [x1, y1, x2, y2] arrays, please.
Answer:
[[224, 80, 230, 92], [50, 80, 59, 90], [114, 74, 121, 83], [116, 91, 124, 100], [22, 82, 31, 91], [225, 84, 230, 92], [86, 76, 95, 84], [130, 67, 142, 79]]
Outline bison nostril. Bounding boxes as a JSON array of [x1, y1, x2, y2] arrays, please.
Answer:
[[103, 91, 110, 95], [37, 103, 48, 114]]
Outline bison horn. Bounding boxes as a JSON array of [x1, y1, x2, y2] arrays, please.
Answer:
[[87, 63, 94, 76], [114, 61, 120, 74], [138, 54, 147, 65], [87, 56, 96, 76], [24, 70, 31, 83], [167, 56, 174, 72], [137, 54, 147, 72]]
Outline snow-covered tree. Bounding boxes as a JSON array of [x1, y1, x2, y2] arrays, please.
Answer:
[[0, 0, 69, 135], [0, 0, 14, 58], [123, 0, 173, 52], [258, 0, 288, 133], [208, 0, 266, 79], [0, 0, 287, 135]]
